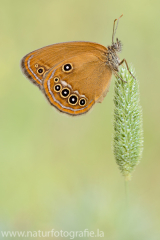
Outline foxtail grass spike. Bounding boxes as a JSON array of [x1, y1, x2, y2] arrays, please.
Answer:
[[113, 66, 143, 181]]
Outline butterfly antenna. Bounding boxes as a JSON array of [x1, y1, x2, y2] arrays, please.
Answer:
[[112, 18, 117, 44], [112, 14, 123, 44]]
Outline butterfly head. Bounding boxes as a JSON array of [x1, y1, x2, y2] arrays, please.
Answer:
[[112, 38, 122, 52]]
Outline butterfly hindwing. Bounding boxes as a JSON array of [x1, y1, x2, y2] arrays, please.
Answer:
[[42, 52, 112, 115]]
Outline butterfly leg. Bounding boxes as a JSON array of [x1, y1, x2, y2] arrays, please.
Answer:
[[119, 59, 136, 80], [113, 70, 127, 83]]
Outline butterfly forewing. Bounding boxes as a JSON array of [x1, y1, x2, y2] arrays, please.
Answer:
[[21, 42, 107, 86]]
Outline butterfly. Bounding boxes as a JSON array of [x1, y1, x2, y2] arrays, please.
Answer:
[[20, 15, 135, 116]]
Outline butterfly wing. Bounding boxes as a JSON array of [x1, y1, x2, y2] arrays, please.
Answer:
[[42, 52, 112, 116], [21, 41, 113, 115], [20, 41, 108, 88]]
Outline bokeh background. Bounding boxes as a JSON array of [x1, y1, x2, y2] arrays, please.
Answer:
[[0, 0, 160, 239]]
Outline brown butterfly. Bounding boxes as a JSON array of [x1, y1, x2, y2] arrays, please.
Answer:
[[21, 15, 135, 116]]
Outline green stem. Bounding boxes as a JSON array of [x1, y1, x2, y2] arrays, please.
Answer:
[[124, 179, 129, 207]]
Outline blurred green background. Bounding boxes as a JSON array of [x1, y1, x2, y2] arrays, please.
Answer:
[[0, 0, 160, 239]]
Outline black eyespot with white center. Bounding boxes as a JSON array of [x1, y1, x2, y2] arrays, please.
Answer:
[[60, 88, 70, 98], [54, 77, 59, 83], [54, 84, 62, 92], [62, 63, 73, 73], [79, 98, 86, 106], [68, 94, 78, 105], [37, 67, 44, 75]]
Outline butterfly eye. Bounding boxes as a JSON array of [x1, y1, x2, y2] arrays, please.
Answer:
[[60, 88, 70, 98], [54, 84, 62, 92], [68, 94, 78, 105], [37, 67, 44, 75], [79, 98, 86, 106], [62, 63, 73, 73], [54, 77, 59, 83]]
